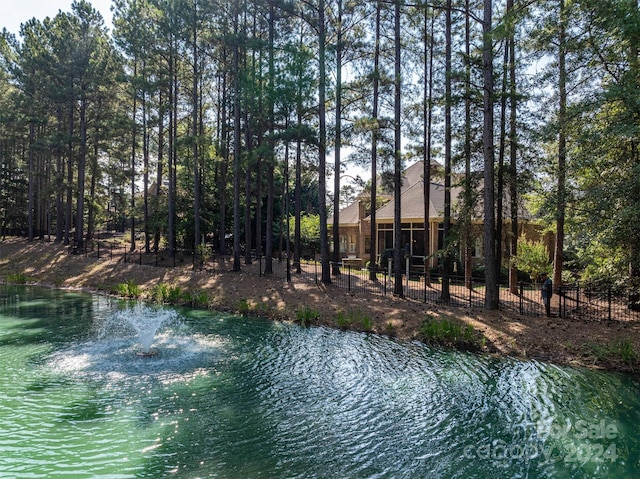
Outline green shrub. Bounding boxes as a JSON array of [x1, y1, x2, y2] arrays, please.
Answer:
[[6, 273, 28, 284], [385, 321, 394, 335], [361, 315, 373, 332], [335, 311, 352, 329], [151, 283, 170, 303], [150, 283, 183, 304], [420, 314, 479, 350], [167, 286, 182, 303], [237, 299, 250, 316], [615, 339, 637, 364], [194, 291, 209, 307], [116, 280, 141, 298], [295, 306, 320, 326]]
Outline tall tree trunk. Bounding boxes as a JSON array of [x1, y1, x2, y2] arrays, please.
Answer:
[[507, 0, 519, 294], [244, 165, 253, 264], [554, 0, 567, 294], [75, 93, 87, 251], [86, 138, 98, 241], [255, 157, 262, 257], [143, 81, 150, 253], [483, 0, 499, 309], [130, 62, 137, 253], [294, 26, 304, 274], [65, 102, 74, 247], [55, 109, 64, 242], [332, 0, 343, 276], [154, 89, 164, 252], [284, 132, 291, 258], [318, 0, 331, 285], [232, 8, 242, 271], [265, 2, 276, 275], [192, 14, 201, 250], [424, 7, 435, 287], [168, 48, 176, 258], [28, 122, 35, 242], [393, 0, 403, 297], [441, 0, 452, 301], [217, 67, 228, 256], [464, 0, 473, 290], [370, 0, 381, 282], [496, 41, 509, 278]]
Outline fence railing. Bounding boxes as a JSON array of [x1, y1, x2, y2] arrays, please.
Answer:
[[69, 241, 640, 323]]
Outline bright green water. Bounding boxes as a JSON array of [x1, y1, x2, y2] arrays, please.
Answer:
[[1, 285, 639, 478]]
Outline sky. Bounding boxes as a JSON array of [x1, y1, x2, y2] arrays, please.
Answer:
[[1, 0, 114, 36]]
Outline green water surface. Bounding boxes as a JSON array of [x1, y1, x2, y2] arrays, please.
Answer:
[[0, 285, 639, 478]]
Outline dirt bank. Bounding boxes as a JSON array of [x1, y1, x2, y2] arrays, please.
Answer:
[[1, 237, 638, 376]]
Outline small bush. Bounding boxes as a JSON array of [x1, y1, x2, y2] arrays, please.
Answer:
[[150, 283, 183, 304], [151, 283, 170, 303], [385, 321, 395, 335], [616, 339, 637, 364], [237, 299, 250, 316], [335, 311, 352, 329], [167, 286, 182, 303], [6, 273, 28, 284], [584, 340, 638, 365], [361, 315, 373, 332], [295, 306, 320, 326], [194, 291, 209, 307], [116, 280, 141, 298], [420, 314, 479, 350]]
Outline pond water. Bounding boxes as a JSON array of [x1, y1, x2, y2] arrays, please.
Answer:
[[1, 285, 639, 478]]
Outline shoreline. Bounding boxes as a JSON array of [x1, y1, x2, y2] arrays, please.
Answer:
[[1, 237, 639, 377]]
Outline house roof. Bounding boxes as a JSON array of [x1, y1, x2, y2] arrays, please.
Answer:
[[328, 200, 361, 226], [374, 181, 464, 221], [331, 161, 535, 226]]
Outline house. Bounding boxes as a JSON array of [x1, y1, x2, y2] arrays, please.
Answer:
[[329, 161, 546, 269]]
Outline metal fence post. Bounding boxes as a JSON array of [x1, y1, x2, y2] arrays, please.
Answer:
[[383, 269, 387, 295], [286, 257, 291, 283], [423, 272, 427, 303], [405, 256, 409, 292], [348, 264, 351, 292], [608, 285, 612, 321], [519, 282, 524, 315]]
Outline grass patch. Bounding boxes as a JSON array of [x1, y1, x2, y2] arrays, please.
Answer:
[[116, 280, 141, 298], [295, 306, 320, 326], [582, 339, 638, 366], [237, 298, 251, 316], [420, 314, 481, 351], [150, 283, 183, 304], [335, 311, 352, 329], [6, 272, 28, 284], [334, 309, 373, 331]]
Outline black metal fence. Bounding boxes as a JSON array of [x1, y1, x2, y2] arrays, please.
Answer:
[[70, 241, 640, 323]]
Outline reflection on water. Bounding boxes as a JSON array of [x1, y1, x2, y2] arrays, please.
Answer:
[[0, 285, 639, 478]]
